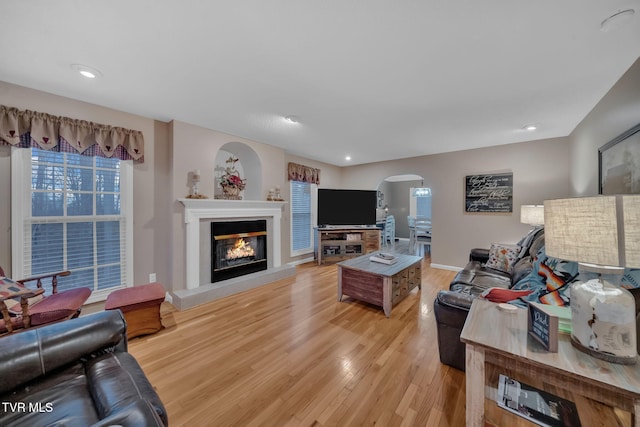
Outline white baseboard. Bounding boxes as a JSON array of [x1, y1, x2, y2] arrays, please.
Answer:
[[288, 257, 314, 266], [430, 263, 463, 272], [164, 292, 173, 304]]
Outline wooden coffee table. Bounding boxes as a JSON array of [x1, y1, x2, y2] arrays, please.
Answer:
[[337, 253, 422, 317]]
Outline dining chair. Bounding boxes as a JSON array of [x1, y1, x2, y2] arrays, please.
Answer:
[[384, 215, 395, 246], [414, 218, 432, 256], [407, 216, 417, 252]]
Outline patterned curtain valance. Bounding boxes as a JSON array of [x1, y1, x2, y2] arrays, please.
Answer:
[[0, 105, 144, 162], [288, 162, 320, 184]]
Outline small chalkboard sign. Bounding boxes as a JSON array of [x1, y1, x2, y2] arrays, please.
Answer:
[[527, 302, 559, 352]]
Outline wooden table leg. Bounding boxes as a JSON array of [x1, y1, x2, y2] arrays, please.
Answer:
[[634, 398, 640, 427], [466, 343, 485, 427], [337, 265, 343, 302], [383, 276, 391, 317]]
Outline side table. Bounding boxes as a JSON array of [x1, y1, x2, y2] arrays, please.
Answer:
[[460, 299, 640, 426]]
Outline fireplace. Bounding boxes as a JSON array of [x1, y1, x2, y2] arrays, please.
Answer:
[[211, 220, 267, 283]]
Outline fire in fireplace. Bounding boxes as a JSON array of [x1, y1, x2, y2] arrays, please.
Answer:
[[226, 238, 256, 263], [211, 220, 267, 283]]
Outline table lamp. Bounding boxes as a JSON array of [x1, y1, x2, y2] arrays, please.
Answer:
[[544, 195, 640, 364], [520, 205, 544, 227]]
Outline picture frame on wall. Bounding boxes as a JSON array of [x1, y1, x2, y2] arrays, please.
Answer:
[[599, 123, 640, 194], [464, 172, 513, 213]]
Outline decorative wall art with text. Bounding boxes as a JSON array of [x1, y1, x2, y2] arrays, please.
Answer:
[[465, 172, 513, 213]]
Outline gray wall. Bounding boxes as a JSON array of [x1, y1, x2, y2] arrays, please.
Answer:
[[569, 57, 640, 196]]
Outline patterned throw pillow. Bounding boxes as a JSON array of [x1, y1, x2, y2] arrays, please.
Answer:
[[0, 276, 44, 315], [485, 243, 521, 274]]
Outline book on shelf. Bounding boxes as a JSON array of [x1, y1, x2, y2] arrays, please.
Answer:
[[497, 374, 581, 427], [370, 252, 398, 265]]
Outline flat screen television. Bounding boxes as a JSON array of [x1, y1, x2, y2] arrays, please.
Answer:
[[317, 189, 377, 226]]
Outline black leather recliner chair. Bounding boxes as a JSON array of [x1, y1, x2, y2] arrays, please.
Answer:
[[0, 310, 168, 426]]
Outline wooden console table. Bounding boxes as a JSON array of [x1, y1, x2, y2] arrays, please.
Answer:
[[461, 299, 640, 426], [337, 253, 422, 317]]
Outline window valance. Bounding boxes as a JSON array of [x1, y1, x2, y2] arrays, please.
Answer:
[[287, 162, 320, 184], [0, 105, 144, 162]]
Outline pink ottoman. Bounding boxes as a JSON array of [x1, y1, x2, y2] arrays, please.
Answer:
[[105, 282, 165, 339]]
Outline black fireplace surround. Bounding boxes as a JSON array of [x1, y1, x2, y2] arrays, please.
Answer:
[[211, 220, 267, 283]]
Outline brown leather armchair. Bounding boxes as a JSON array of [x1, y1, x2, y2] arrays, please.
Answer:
[[0, 266, 91, 335]]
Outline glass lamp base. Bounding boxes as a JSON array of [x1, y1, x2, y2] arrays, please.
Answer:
[[570, 277, 637, 365], [570, 335, 637, 365]]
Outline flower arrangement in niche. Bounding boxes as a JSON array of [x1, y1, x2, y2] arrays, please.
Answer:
[[216, 156, 246, 200]]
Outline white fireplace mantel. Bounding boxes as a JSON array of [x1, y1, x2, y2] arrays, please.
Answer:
[[178, 198, 287, 289]]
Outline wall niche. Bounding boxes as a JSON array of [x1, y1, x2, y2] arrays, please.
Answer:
[[214, 142, 262, 200]]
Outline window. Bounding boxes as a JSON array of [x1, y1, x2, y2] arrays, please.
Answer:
[[11, 148, 133, 302], [290, 180, 317, 257], [410, 187, 432, 219], [416, 192, 432, 218]]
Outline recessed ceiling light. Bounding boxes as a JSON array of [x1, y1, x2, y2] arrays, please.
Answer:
[[345, 156, 351, 161], [601, 9, 635, 33], [523, 124, 537, 131], [284, 115, 299, 124], [70, 64, 102, 79]]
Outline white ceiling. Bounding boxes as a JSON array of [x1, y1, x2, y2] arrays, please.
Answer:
[[1, 1, 639, 166]]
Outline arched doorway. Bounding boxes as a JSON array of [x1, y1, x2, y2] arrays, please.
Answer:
[[376, 174, 432, 247]]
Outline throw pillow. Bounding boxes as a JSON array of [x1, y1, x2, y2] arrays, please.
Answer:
[[0, 276, 44, 315], [485, 243, 521, 274]]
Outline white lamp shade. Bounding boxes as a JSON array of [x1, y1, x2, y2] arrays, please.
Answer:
[[544, 195, 640, 268], [520, 205, 544, 225]]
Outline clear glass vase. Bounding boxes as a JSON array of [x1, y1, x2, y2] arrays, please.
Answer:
[[570, 276, 637, 363]]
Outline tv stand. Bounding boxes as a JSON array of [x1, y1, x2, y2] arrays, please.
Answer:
[[314, 227, 381, 265]]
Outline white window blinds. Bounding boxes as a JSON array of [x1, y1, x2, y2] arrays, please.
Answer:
[[290, 180, 316, 256], [11, 147, 133, 302]]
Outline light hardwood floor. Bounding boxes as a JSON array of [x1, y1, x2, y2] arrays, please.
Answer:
[[129, 252, 466, 426]]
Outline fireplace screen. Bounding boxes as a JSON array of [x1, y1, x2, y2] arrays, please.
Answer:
[[211, 220, 267, 283]]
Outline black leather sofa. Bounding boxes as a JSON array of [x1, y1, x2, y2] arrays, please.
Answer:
[[0, 310, 168, 426], [433, 228, 545, 371]]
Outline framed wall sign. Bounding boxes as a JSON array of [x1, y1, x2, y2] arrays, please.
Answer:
[[599, 123, 640, 194], [464, 172, 513, 213], [527, 302, 559, 352]]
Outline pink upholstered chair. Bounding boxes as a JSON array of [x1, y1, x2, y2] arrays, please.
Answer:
[[0, 266, 91, 335]]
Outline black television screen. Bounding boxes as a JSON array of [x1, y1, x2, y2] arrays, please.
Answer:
[[317, 189, 377, 226]]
